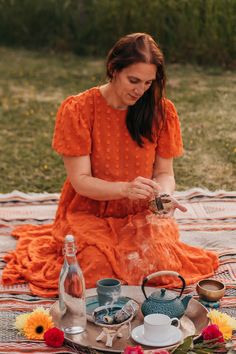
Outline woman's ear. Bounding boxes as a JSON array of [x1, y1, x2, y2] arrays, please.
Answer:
[[107, 63, 114, 79], [111, 70, 117, 81]]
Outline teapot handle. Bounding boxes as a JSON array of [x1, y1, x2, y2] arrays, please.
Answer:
[[141, 271, 186, 300]]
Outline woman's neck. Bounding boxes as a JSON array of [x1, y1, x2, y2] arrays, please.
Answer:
[[99, 83, 127, 110]]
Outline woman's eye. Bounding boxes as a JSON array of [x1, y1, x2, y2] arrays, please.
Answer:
[[129, 79, 138, 84], [128, 78, 153, 85]]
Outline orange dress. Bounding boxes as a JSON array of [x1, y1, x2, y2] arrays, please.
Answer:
[[2, 87, 219, 297]]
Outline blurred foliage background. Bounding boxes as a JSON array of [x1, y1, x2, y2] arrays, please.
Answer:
[[0, 0, 235, 67]]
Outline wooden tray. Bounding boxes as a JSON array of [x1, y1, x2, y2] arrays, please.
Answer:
[[50, 286, 209, 353]]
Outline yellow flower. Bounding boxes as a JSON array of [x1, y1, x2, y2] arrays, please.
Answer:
[[23, 311, 54, 340], [207, 310, 236, 340], [15, 313, 31, 332], [32, 306, 50, 315]]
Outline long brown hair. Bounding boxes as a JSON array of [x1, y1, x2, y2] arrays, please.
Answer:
[[106, 33, 166, 147]]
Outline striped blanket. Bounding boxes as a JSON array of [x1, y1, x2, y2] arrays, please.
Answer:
[[0, 189, 235, 353]]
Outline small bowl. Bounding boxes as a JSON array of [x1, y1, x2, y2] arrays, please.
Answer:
[[196, 279, 225, 302]]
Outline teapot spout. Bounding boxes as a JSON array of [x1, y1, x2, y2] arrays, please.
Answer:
[[181, 295, 192, 309]]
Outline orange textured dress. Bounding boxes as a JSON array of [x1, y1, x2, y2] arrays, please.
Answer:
[[2, 87, 219, 297]]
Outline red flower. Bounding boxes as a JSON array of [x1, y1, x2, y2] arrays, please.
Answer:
[[44, 327, 64, 348], [202, 324, 224, 343], [124, 346, 144, 354]]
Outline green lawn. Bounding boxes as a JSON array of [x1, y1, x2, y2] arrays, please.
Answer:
[[0, 47, 235, 193]]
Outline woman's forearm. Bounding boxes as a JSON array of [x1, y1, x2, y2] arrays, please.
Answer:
[[63, 155, 128, 200], [71, 175, 128, 201], [153, 173, 175, 195], [63, 156, 159, 201]]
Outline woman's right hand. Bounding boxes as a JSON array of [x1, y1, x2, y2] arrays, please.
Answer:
[[122, 176, 160, 200]]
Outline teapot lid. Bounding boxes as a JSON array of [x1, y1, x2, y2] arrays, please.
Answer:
[[150, 288, 178, 302]]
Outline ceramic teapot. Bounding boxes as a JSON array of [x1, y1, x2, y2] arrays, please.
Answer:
[[141, 271, 192, 319]]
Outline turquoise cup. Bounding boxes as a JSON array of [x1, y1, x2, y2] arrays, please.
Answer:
[[96, 278, 121, 306]]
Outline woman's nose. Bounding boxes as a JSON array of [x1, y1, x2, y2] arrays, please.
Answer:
[[134, 84, 145, 96]]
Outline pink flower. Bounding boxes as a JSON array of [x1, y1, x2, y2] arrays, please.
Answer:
[[202, 324, 224, 343], [124, 346, 144, 354], [44, 327, 64, 347]]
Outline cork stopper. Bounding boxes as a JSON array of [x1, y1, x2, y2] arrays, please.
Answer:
[[65, 234, 74, 242]]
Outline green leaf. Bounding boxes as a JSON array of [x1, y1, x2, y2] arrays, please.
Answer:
[[172, 336, 194, 354], [194, 350, 214, 354]]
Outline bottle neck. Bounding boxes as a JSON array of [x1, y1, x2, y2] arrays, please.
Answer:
[[64, 241, 77, 265]]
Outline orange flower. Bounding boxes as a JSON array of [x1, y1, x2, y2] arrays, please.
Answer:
[[23, 311, 54, 340]]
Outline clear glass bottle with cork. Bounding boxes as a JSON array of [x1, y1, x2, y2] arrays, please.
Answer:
[[59, 234, 87, 334]]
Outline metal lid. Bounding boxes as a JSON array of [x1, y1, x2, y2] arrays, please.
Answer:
[[150, 288, 177, 302]]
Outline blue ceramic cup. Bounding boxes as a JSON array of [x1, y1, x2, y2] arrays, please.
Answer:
[[96, 278, 121, 306]]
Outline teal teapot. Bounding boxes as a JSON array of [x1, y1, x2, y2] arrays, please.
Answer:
[[141, 271, 192, 319]]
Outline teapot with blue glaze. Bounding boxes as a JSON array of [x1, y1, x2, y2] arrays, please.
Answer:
[[141, 271, 192, 319]]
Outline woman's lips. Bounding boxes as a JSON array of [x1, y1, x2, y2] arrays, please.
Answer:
[[129, 94, 140, 100]]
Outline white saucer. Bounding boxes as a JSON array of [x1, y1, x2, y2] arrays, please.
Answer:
[[131, 324, 182, 347]]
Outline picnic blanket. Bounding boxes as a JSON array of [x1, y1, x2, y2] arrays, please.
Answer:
[[0, 189, 235, 353]]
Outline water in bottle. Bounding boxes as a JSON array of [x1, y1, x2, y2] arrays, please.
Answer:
[[59, 234, 87, 334]]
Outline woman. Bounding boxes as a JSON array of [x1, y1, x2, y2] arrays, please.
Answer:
[[2, 33, 218, 297]]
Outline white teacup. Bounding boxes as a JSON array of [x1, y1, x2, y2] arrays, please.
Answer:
[[143, 314, 180, 342]]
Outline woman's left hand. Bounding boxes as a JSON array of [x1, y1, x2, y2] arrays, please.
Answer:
[[149, 194, 187, 216], [166, 195, 187, 216]]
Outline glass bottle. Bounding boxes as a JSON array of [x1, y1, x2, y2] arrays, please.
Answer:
[[59, 234, 87, 334]]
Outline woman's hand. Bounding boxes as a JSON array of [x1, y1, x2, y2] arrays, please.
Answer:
[[149, 193, 187, 216], [166, 195, 187, 216], [123, 176, 160, 200]]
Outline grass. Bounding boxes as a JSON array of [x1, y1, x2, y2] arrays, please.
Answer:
[[0, 46, 235, 193]]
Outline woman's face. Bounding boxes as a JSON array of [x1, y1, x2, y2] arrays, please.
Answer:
[[112, 62, 156, 107]]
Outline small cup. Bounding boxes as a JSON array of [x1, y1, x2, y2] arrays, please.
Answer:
[[143, 313, 180, 342], [196, 279, 225, 302], [96, 278, 121, 306]]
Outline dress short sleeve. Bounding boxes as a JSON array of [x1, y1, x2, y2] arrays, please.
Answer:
[[156, 99, 184, 158], [52, 95, 92, 156]]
